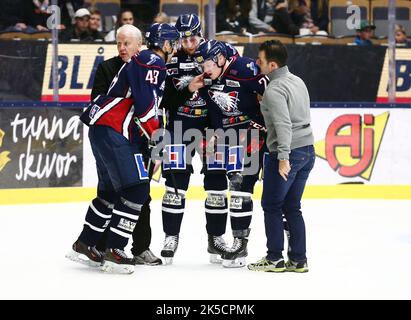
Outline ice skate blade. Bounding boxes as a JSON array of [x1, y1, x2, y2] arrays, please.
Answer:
[[65, 250, 101, 268], [163, 257, 173, 265], [101, 261, 134, 274], [222, 257, 246, 268], [209, 254, 223, 264]]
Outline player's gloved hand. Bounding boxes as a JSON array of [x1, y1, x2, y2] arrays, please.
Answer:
[[240, 120, 266, 154], [141, 117, 161, 138]]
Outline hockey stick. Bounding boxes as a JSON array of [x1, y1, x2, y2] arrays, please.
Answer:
[[134, 116, 179, 196]]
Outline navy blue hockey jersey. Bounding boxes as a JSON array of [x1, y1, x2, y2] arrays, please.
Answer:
[[80, 50, 167, 140], [200, 55, 269, 130], [163, 41, 239, 128]]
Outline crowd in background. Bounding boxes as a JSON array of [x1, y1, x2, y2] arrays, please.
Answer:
[[0, 0, 410, 47]]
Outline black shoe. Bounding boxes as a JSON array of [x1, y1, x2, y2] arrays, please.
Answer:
[[133, 249, 162, 266], [65, 240, 103, 267], [101, 248, 135, 274]]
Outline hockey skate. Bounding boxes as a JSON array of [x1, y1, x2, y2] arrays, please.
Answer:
[[207, 235, 230, 264], [133, 249, 162, 266], [221, 229, 250, 268], [101, 248, 135, 274], [65, 240, 103, 268], [161, 235, 179, 265]]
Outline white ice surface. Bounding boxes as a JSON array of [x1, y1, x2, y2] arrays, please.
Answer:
[[0, 199, 410, 300]]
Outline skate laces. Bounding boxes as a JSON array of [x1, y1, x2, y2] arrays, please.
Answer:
[[164, 235, 178, 250], [213, 236, 228, 251], [229, 237, 243, 252], [113, 248, 128, 258], [90, 246, 102, 258]]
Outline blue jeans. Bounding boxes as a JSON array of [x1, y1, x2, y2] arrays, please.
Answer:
[[261, 145, 315, 262]]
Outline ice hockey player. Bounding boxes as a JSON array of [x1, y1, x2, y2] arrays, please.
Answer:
[[194, 39, 269, 268], [65, 23, 180, 274], [159, 14, 239, 265]]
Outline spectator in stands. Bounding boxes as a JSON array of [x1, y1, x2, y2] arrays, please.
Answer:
[[58, 0, 85, 29], [153, 12, 170, 24], [272, 0, 300, 35], [1, 0, 48, 33], [88, 7, 104, 41], [105, 9, 135, 42], [310, 0, 329, 33], [216, 0, 251, 34], [395, 24, 411, 47], [354, 21, 375, 46], [32, 0, 51, 31], [249, 0, 277, 33], [59, 8, 93, 42], [289, 0, 325, 35]]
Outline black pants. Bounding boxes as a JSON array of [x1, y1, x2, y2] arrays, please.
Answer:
[[96, 196, 152, 256]]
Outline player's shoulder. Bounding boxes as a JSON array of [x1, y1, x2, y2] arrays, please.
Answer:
[[132, 50, 166, 70], [226, 56, 260, 80], [221, 41, 239, 59]]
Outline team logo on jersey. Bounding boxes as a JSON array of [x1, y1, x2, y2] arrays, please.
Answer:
[[211, 84, 224, 91], [147, 54, 160, 65], [170, 57, 178, 64], [226, 146, 244, 173], [163, 144, 186, 170], [167, 68, 178, 76], [207, 144, 228, 170], [180, 62, 195, 70], [134, 154, 149, 180], [172, 75, 194, 90], [226, 80, 240, 87], [89, 104, 100, 119], [208, 90, 241, 116]]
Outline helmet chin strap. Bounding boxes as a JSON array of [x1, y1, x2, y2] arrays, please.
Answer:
[[215, 55, 226, 79]]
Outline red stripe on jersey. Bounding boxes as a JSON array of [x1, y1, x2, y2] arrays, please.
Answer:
[[95, 99, 134, 134]]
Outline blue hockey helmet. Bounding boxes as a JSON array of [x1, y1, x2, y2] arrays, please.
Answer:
[[194, 40, 227, 65], [175, 14, 202, 38], [145, 23, 180, 48]]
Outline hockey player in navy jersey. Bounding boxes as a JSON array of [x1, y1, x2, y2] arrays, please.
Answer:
[[65, 23, 180, 274], [194, 40, 270, 268], [159, 14, 239, 265]]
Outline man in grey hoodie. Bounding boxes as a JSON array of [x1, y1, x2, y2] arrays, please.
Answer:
[[248, 40, 315, 273]]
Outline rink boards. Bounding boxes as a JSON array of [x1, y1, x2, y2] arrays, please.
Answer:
[[0, 104, 410, 203]]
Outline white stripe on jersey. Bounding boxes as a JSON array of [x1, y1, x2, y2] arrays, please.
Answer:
[[122, 104, 135, 140], [107, 62, 127, 95], [89, 97, 123, 125], [139, 107, 156, 123]]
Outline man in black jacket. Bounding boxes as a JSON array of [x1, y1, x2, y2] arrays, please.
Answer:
[[92, 24, 162, 265]]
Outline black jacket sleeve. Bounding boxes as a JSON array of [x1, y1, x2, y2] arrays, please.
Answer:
[[91, 57, 123, 100], [91, 62, 110, 100]]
